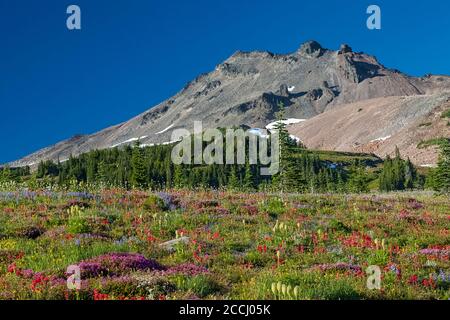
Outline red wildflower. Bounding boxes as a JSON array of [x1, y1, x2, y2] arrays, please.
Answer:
[[3, 207, 14, 214], [314, 246, 326, 254], [212, 231, 220, 240], [422, 277, 435, 288], [7, 263, 17, 274], [177, 228, 188, 237], [340, 232, 376, 249], [193, 245, 207, 263], [93, 289, 110, 300], [257, 244, 267, 253], [30, 273, 49, 292], [408, 274, 418, 285]]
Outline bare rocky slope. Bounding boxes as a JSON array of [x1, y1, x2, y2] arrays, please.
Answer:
[[289, 94, 450, 167], [8, 41, 450, 168]]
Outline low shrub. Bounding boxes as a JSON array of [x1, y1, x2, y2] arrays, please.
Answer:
[[143, 195, 168, 212]]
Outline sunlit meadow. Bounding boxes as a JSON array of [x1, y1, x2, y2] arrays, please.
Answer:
[[0, 189, 448, 300]]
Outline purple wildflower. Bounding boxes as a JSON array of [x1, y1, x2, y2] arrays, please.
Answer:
[[314, 262, 362, 273], [162, 263, 209, 276], [77, 262, 109, 278], [157, 192, 179, 210], [419, 248, 449, 257], [77, 253, 164, 278]]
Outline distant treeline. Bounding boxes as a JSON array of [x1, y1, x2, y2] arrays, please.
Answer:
[[1, 113, 449, 193], [0, 142, 443, 193]]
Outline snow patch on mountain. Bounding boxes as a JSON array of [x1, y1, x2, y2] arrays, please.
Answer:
[[248, 128, 270, 138], [266, 118, 306, 132], [420, 164, 437, 168], [370, 135, 391, 143], [111, 136, 148, 148], [289, 134, 302, 144], [155, 124, 174, 135], [140, 138, 182, 148]]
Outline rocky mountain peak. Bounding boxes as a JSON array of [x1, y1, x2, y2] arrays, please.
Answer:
[[338, 43, 353, 54], [8, 41, 450, 169], [297, 40, 325, 58]]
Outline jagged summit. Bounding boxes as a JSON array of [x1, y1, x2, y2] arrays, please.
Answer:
[[338, 43, 353, 54], [8, 41, 450, 168], [297, 40, 326, 57]]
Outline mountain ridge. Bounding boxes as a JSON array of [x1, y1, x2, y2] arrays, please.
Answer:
[[7, 40, 450, 168]]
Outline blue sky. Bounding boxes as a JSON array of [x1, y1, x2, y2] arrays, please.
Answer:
[[1, 0, 449, 164]]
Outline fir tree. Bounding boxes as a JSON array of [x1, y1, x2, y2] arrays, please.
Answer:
[[131, 142, 147, 188], [243, 161, 255, 191], [392, 147, 405, 190], [337, 170, 346, 193], [228, 166, 240, 191], [165, 159, 173, 189], [271, 102, 297, 192], [379, 156, 393, 192], [379, 149, 417, 192], [96, 160, 108, 184], [434, 140, 450, 193], [404, 157, 416, 189], [173, 165, 185, 189], [1, 166, 12, 182], [348, 160, 369, 193]]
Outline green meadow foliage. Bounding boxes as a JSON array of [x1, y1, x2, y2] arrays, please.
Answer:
[[0, 190, 448, 300]]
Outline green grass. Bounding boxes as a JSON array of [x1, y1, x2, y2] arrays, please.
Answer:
[[293, 149, 382, 166], [441, 109, 450, 119], [417, 137, 450, 149]]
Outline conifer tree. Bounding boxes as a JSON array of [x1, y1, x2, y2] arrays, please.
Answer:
[[434, 140, 450, 193], [404, 157, 416, 189], [1, 166, 12, 182], [173, 165, 185, 189], [228, 166, 240, 191], [348, 160, 369, 193], [271, 102, 297, 192], [392, 147, 405, 190], [243, 161, 255, 191], [96, 160, 108, 184], [337, 170, 346, 193], [379, 149, 417, 192], [131, 142, 147, 188], [165, 159, 173, 189], [379, 156, 393, 191]]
